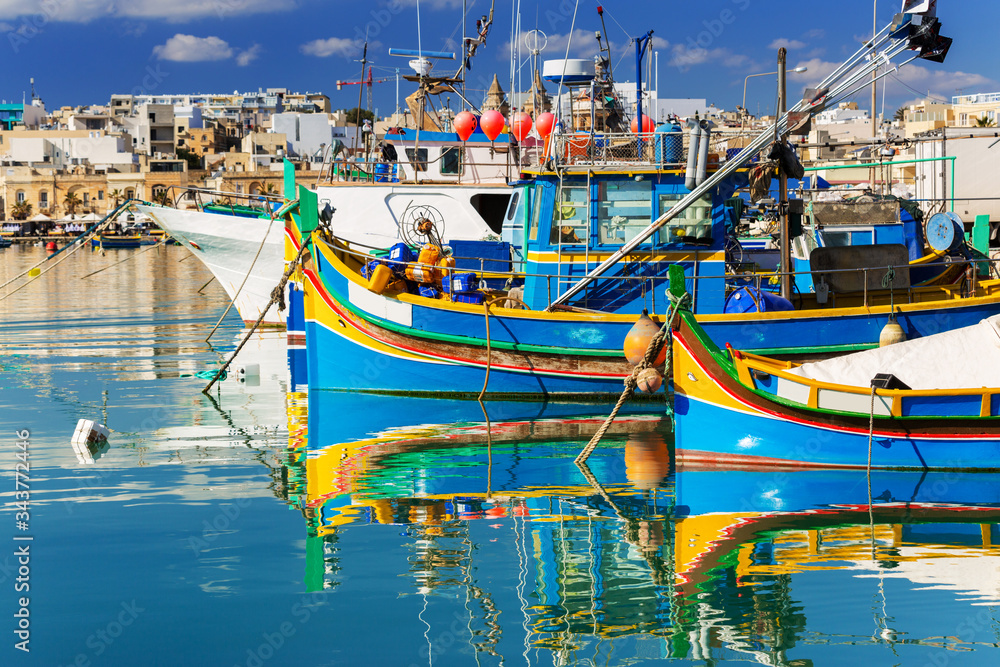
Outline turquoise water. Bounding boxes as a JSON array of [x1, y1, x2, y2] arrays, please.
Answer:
[[2, 244, 1000, 666]]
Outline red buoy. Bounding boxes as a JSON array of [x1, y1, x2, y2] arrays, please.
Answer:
[[480, 110, 505, 141], [510, 112, 533, 142], [535, 112, 556, 139], [453, 111, 477, 141], [45, 241, 57, 251], [631, 114, 655, 134]]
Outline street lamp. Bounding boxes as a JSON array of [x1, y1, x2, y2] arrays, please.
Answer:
[[741, 66, 808, 128]]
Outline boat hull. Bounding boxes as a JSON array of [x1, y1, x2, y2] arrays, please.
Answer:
[[672, 313, 1000, 470], [139, 184, 509, 327], [301, 237, 654, 398], [138, 205, 285, 326]]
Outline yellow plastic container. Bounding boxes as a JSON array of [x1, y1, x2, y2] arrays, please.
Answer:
[[436, 255, 456, 283], [367, 264, 393, 294], [417, 244, 440, 267]]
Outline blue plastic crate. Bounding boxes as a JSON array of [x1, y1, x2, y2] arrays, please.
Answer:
[[451, 272, 478, 293], [418, 284, 440, 299], [453, 292, 484, 305], [450, 240, 511, 289], [389, 242, 414, 264]]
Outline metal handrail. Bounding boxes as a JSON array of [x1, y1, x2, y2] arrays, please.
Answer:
[[325, 232, 997, 313]]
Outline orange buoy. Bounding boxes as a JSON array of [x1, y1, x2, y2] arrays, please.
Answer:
[[636, 367, 663, 393], [624, 432, 671, 490], [623, 310, 666, 366]]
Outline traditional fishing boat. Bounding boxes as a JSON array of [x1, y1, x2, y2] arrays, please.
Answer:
[[290, 7, 1000, 394], [137, 5, 522, 328], [139, 167, 514, 327], [90, 234, 143, 249], [671, 286, 1000, 469]]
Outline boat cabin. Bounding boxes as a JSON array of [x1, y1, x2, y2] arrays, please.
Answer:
[[508, 165, 744, 315]]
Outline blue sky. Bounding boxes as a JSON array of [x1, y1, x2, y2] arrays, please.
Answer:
[[0, 0, 996, 118]]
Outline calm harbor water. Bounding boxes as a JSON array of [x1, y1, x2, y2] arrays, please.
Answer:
[[2, 243, 1000, 666]]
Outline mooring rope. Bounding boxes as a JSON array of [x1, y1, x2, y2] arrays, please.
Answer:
[[79, 238, 167, 280], [575, 292, 689, 465], [205, 213, 279, 342], [201, 238, 311, 395], [0, 219, 118, 302], [478, 295, 529, 401], [867, 384, 877, 557]]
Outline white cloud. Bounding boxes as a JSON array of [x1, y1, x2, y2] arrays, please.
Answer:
[[0, 20, 13, 31], [300, 37, 365, 58], [0, 0, 296, 21], [669, 44, 751, 72], [768, 38, 806, 50], [805, 29, 825, 40], [237, 44, 262, 67], [152, 34, 233, 62]]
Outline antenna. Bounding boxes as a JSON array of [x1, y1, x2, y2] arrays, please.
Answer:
[[524, 30, 547, 117]]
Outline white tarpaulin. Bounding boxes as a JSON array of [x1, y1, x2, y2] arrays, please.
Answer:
[[787, 315, 1000, 390]]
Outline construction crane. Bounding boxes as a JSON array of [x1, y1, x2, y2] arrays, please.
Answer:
[[336, 66, 391, 113]]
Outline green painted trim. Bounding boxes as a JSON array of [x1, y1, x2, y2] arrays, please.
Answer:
[[283, 159, 296, 200], [298, 184, 319, 234]]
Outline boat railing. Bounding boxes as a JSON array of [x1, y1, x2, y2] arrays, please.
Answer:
[[162, 186, 284, 215], [332, 234, 997, 313], [541, 129, 753, 169]]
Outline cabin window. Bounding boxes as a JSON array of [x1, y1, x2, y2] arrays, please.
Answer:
[[528, 184, 544, 241], [505, 192, 520, 221], [404, 148, 428, 172], [549, 181, 588, 245], [597, 180, 652, 245], [440, 147, 462, 175], [659, 192, 713, 244]]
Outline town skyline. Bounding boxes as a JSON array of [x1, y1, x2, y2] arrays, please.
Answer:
[[1, 1, 997, 117]]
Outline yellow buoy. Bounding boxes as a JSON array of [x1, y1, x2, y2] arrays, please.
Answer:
[[624, 310, 667, 366], [879, 315, 906, 347]]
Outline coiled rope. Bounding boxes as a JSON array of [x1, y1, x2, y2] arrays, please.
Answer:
[[575, 291, 690, 464]]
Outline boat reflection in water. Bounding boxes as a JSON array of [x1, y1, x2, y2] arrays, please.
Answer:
[[280, 390, 1000, 665]]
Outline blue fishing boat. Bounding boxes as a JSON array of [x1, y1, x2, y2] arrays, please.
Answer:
[[90, 234, 143, 249], [287, 8, 986, 396], [671, 282, 1000, 469]]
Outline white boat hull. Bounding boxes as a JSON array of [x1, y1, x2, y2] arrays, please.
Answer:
[[138, 183, 510, 327]]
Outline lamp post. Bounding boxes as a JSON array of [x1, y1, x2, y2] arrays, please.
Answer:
[[741, 66, 808, 131]]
